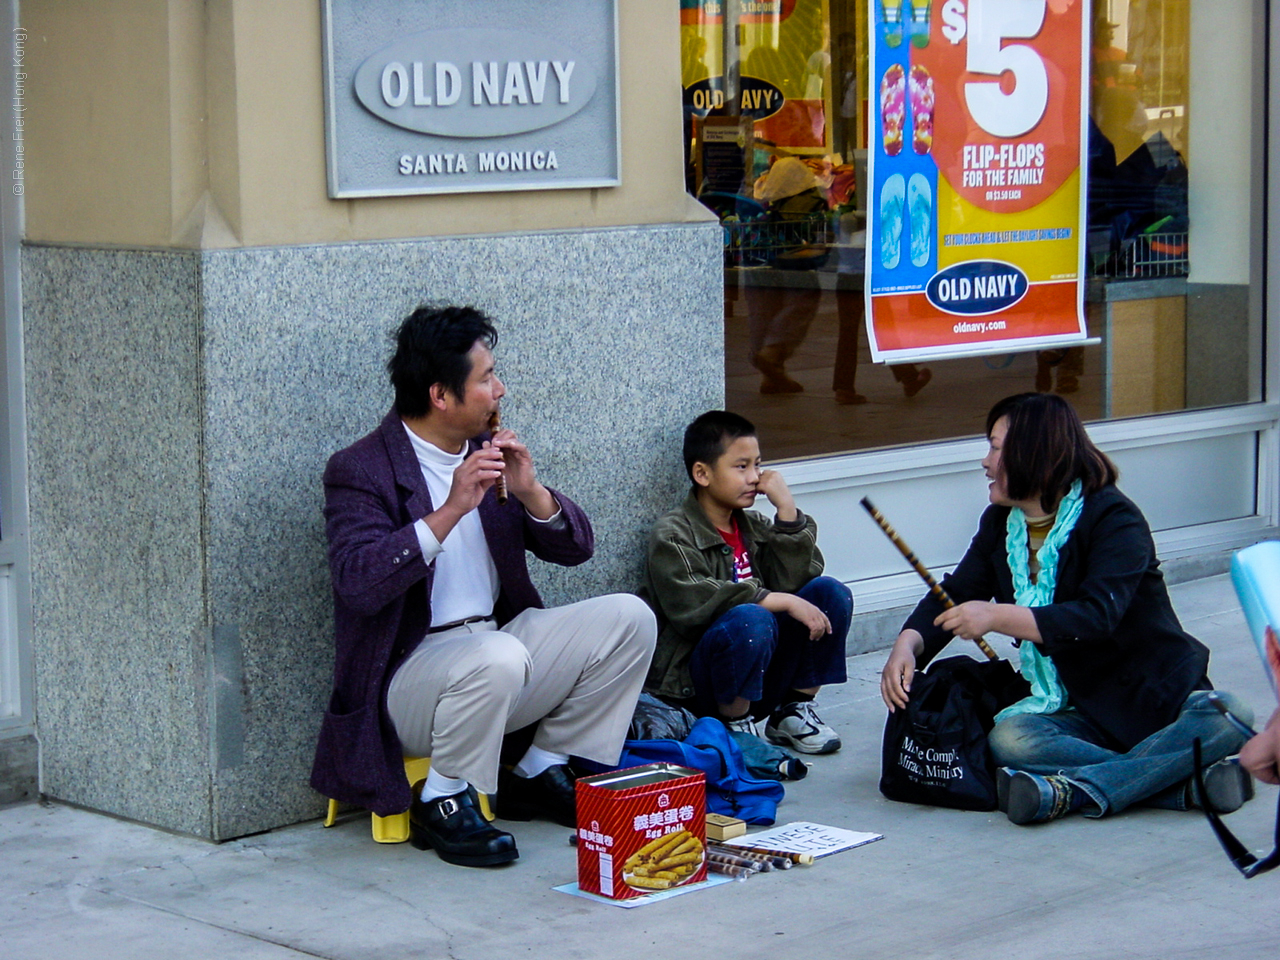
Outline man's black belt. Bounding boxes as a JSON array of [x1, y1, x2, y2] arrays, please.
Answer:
[[426, 615, 493, 634]]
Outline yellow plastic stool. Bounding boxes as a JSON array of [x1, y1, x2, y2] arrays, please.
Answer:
[[323, 757, 494, 843]]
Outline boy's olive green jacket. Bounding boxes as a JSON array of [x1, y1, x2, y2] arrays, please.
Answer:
[[640, 489, 824, 700]]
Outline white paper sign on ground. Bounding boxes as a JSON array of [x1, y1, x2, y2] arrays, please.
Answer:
[[725, 821, 883, 858]]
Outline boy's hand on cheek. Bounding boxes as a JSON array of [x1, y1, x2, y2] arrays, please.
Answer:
[[757, 470, 797, 521]]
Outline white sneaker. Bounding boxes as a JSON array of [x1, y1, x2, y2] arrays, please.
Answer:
[[724, 714, 756, 736], [764, 701, 841, 755]]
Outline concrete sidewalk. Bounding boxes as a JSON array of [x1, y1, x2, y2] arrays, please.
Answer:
[[3, 574, 1278, 960]]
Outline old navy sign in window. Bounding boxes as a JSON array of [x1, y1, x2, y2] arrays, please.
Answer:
[[863, 0, 1089, 364], [323, 1, 618, 198]]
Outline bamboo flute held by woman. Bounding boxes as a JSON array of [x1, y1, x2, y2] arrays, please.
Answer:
[[860, 496, 998, 661]]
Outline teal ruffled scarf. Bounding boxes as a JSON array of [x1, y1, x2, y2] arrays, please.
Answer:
[[994, 479, 1084, 722]]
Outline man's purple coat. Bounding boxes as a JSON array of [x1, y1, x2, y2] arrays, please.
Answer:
[[310, 408, 594, 816]]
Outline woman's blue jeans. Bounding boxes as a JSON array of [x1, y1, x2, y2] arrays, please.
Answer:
[[688, 576, 851, 719], [988, 690, 1253, 816]]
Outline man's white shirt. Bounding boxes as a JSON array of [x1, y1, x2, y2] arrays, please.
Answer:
[[404, 423, 561, 630]]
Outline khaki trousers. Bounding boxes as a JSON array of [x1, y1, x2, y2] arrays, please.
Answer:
[[385, 593, 656, 794]]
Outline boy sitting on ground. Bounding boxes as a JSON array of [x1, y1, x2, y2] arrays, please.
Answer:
[[641, 411, 852, 755]]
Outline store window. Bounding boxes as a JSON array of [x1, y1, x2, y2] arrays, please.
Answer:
[[681, 0, 1265, 461]]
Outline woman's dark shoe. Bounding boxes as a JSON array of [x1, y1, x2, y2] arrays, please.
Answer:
[[996, 767, 1013, 813], [1005, 771, 1083, 825], [497, 764, 578, 828], [1187, 760, 1255, 814], [408, 781, 519, 867]]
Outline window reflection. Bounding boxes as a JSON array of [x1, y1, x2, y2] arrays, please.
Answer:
[[681, 0, 1262, 461], [1089, 3, 1189, 280]]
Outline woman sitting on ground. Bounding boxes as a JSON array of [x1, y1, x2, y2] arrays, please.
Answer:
[[880, 393, 1254, 824]]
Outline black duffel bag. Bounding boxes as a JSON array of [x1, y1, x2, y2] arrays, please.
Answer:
[[880, 655, 1030, 811]]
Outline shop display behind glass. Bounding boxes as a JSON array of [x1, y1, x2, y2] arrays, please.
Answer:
[[681, 0, 1264, 461]]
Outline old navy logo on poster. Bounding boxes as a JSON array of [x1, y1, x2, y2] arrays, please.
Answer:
[[925, 260, 1028, 317], [352, 28, 596, 138]]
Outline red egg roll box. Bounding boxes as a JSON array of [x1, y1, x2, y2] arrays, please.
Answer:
[[575, 763, 707, 900]]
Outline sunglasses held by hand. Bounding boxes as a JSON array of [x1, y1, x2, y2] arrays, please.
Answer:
[[1194, 737, 1280, 879]]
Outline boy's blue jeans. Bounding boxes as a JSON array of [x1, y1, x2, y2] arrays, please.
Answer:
[[688, 576, 851, 719], [988, 690, 1253, 816]]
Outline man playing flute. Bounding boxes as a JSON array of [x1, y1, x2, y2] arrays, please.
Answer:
[[311, 304, 656, 867]]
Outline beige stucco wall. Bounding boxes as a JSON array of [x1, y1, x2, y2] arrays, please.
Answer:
[[24, 0, 705, 249]]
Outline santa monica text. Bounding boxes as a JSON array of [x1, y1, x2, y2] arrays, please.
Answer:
[[399, 149, 560, 176]]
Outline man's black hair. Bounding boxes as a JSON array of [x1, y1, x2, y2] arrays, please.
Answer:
[[682, 410, 757, 482], [387, 305, 498, 418]]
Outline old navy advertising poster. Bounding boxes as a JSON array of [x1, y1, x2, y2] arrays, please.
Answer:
[[866, 0, 1089, 363]]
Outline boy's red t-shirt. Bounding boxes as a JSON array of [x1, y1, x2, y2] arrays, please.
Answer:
[[718, 517, 754, 582]]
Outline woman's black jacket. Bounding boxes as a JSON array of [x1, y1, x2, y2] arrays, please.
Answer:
[[903, 484, 1211, 751]]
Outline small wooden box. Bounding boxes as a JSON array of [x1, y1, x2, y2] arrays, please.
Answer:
[[705, 813, 746, 842]]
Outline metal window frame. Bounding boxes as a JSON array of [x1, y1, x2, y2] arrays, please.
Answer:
[[0, 0, 33, 736]]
